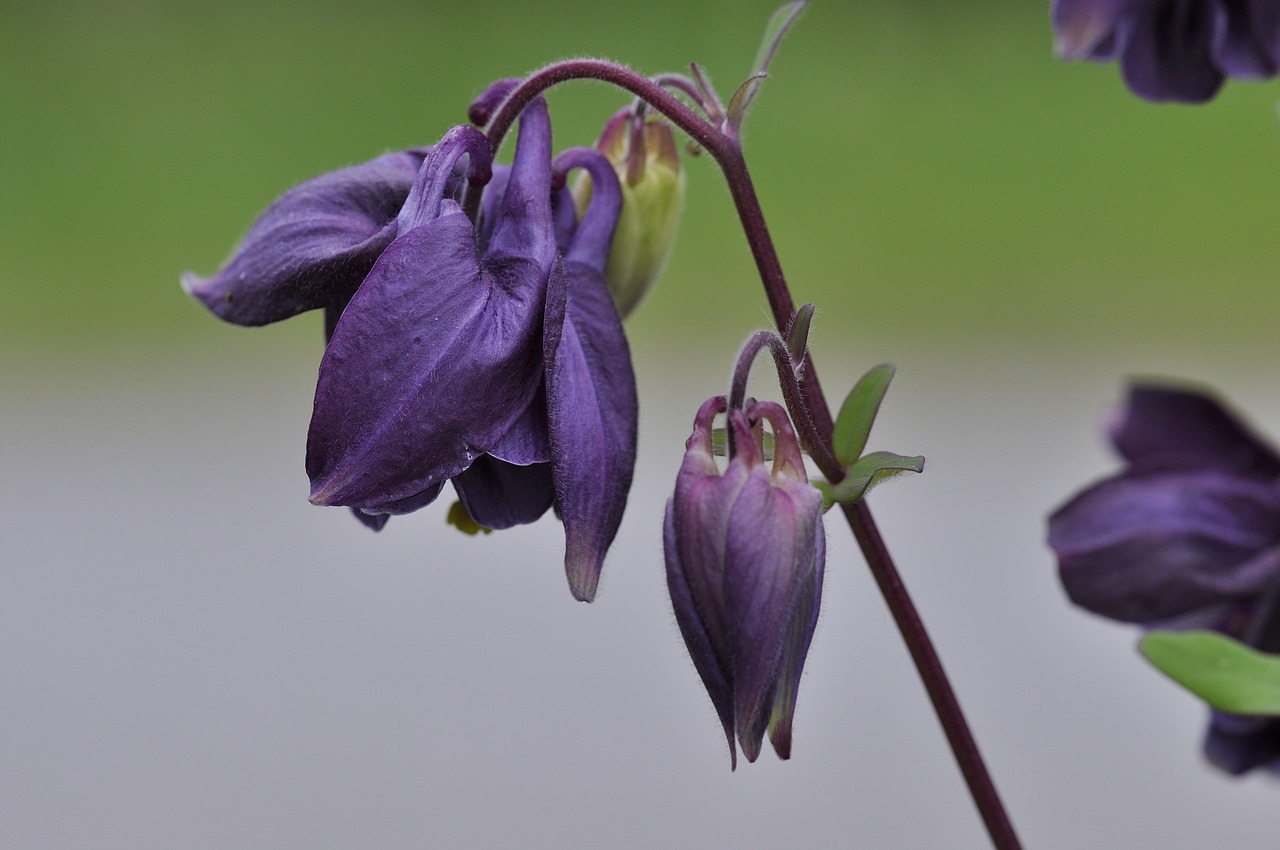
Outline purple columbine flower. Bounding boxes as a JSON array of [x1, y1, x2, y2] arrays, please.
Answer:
[[664, 396, 825, 768], [1048, 383, 1280, 773], [185, 94, 638, 601], [1052, 0, 1280, 102]]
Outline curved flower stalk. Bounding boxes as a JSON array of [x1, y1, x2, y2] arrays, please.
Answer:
[[1053, 0, 1280, 102], [664, 396, 825, 768], [1049, 383, 1280, 773]]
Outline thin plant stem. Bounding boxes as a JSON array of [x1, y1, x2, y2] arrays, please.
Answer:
[[727, 329, 838, 474], [480, 60, 1023, 850]]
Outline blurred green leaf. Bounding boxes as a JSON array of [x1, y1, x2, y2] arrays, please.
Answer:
[[1139, 630, 1280, 716], [751, 1, 807, 76], [832, 363, 896, 467]]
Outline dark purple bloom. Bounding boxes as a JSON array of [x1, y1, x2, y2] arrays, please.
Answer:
[[664, 397, 825, 768], [1048, 383, 1280, 773], [1052, 0, 1280, 102], [185, 94, 638, 601]]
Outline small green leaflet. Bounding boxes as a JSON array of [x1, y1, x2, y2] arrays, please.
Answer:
[[1139, 630, 1280, 716], [728, 1, 807, 133], [833, 363, 895, 467], [815, 451, 924, 510]]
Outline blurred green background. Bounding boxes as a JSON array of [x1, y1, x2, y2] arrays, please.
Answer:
[[5, 0, 1279, 357]]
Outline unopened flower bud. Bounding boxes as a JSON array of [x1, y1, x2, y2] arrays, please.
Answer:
[[572, 107, 684, 318], [664, 396, 825, 768]]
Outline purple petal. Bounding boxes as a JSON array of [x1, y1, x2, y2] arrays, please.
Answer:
[[768, 514, 825, 760], [664, 497, 737, 770], [182, 149, 427, 326], [1204, 711, 1280, 775], [309, 112, 556, 511], [477, 168, 577, 264], [543, 147, 631, 602], [671, 401, 749, 668], [1212, 0, 1280, 78], [452, 457, 554, 530], [306, 206, 545, 509], [1110, 384, 1280, 477], [1052, 0, 1134, 59], [486, 97, 555, 269], [722, 452, 823, 763], [1049, 461, 1280, 622], [469, 77, 522, 127], [1120, 1, 1224, 102]]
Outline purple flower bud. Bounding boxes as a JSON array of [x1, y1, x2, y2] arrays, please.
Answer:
[[1049, 383, 1280, 773], [1052, 0, 1280, 102], [664, 397, 825, 768]]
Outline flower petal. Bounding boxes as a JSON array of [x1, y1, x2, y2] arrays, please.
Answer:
[[307, 204, 545, 508], [1211, 0, 1280, 79], [664, 496, 737, 769], [1204, 710, 1280, 775], [452, 457, 554, 530], [768, 517, 825, 760], [308, 112, 556, 510], [723, 454, 822, 763], [1052, 0, 1133, 59], [1120, 0, 1224, 102], [1110, 384, 1280, 476], [182, 149, 427, 326], [543, 147, 633, 602], [1050, 461, 1280, 622]]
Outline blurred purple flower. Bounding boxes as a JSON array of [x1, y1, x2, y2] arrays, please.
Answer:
[[664, 397, 825, 768], [1052, 0, 1280, 102], [1049, 384, 1280, 773]]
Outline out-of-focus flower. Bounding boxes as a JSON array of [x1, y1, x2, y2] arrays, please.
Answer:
[[1048, 383, 1280, 773], [572, 107, 683, 318], [664, 396, 825, 768], [185, 97, 637, 601], [1052, 0, 1280, 102]]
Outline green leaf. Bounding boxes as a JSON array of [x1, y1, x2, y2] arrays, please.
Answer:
[[752, 1, 808, 77], [818, 450, 923, 510], [1139, 630, 1280, 716], [832, 363, 896, 467], [728, 1, 807, 133], [726, 73, 767, 133], [786, 303, 814, 364]]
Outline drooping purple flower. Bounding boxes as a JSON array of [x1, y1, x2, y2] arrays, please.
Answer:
[[665, 396, 825, 768], [1052, 0, 1280, 102], [306, 103, 552, 513], [1048, 383, 1280, 773], [185, 90, 640, 600]]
